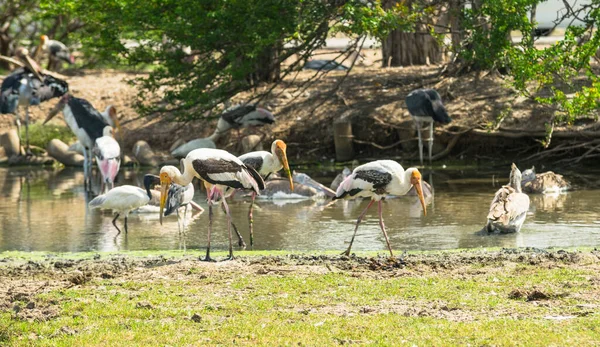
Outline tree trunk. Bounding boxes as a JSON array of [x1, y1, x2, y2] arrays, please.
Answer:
[[381, 0, 443, 67], [247, 41, 282, 86]]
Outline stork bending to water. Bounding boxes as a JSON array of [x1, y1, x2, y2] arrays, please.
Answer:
[[88, 185, 150, 236], [406, 89, 451, 165], [485, 163, 530, 233], [237, 140, 292, 247], [333, 160, 427, 257], [159, 148, 264, 261]]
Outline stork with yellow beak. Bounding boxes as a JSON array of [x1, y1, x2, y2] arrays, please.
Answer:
[[333, 160, 427, 258], [237, 139, 293, 247], [159, 148, 264, 261]]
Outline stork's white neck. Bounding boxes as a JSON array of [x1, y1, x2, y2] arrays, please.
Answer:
[[389, 168, 417, 196], [164, 161, 197, 186]]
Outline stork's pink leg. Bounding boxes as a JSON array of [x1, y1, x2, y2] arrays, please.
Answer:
[[203, 200, 215, 262], [248, 191, 256, 248], [343, 199, 375, 256], [378, 200, 394, 258], [221, 194, 235, 260]]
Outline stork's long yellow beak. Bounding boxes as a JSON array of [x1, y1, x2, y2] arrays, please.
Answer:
[[275, 140, 293, 191], [411, 170, 427, 216], [159, 173, 171, 225]]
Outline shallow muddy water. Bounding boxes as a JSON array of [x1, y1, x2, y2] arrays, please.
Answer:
[[0, 165, 599, 253]]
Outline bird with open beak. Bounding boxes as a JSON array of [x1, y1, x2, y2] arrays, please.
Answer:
[[333, 160, 427, 257], [237, 139, 293, 246]]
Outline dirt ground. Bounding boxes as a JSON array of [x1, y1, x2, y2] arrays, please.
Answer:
[[1, 56, 599, 164], [1, 249, 599, 324]]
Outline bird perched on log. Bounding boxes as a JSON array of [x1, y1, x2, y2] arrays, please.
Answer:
[[521, 166, 571, 194], [406, 88, 451, 165], [44, 94, 120, 188], [333, 160, 427, 257], [485, 163, 530, 233], [35, 35, 75, 69], [0, 48, 68, 154]]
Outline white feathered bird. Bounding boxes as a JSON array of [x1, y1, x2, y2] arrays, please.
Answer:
[[93, 126, 121, 193], [333, 160, 427, 257], [88, 185, 150, 235]]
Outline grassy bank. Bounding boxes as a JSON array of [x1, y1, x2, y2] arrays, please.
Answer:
[[1, 249, 599, 346]]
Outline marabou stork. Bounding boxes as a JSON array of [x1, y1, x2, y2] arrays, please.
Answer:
[[406, 89, 451, 165], [36, 35, 75, 68], [521, 166, 571, 194], [88, 185, 150, 235], [158, 148, 265, 261], [333, 160, 427, 257], [485, 163, 530, 233], [237, 139, 292, 246], [93, 126, 121, 193], [143, 174, 200, 233], [0, 48, 68, 154], [44, 94, 120, 188]]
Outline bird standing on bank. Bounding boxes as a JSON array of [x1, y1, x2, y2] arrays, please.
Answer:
[[333, 160, 427, 257], [237, 139, 293, 247], [158, 148, 264, 261], [406, 89, 451, 165], [88, 185, 150, 235], [485, 163, 530, 233]]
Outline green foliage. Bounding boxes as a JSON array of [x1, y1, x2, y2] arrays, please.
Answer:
[[21, 123, 76, 149]]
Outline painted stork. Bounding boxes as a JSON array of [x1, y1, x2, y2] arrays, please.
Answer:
[[36, 35, 75, 68], [88, 185, 150, 235], [158, 148, 265, 261], [485, 163, 530, 233], [237, 139, 292, 246], [93, 126, 121, 193], [333, 160, 427, 257], [521, 166, 571, 194], [0, 48, 68, 154], [406, 88, 451, 165], [44, 94, 120, 188], [143, 174, 200, 232]]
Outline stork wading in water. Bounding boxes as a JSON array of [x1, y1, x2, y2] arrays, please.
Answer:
[[485, 163, 530, 233], [0, 48, 68, 154], [93, 126, 121, 193], [237, 139, 293, 247], [406, 89, 451, 165], [333, 160, 427, 257], [521, 166, 571, 194], [36, 35, 75, 69], [159, 148, 265, 261], [44, 94, 120, 188], [88, 185, 150, 236], [143, 174, 200, 233]]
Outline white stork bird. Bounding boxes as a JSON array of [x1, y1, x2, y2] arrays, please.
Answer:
[[0, 48, 69, 154], [171, 103, 274, 158], [521, 166, 571, 194], [142, 174, 201, 232], [36, 35, 75, 69], [333, 160, 427, 257], [44, 94, 120, 188], [93, 126, 121, 193], [158, 148, 265, 261], [237, 139, 292, 246], [406, 89, 451, 165], [88, 185, 150, 235], [485, 163, 530, 233]]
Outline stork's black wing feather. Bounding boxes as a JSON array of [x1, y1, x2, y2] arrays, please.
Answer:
[[37, 75, 69, 102], [68, 97, 109, 142], [406, 88, 451, 124], [220, 104, 256, 125], [192, 158, 265, 191], [0, 70, 24, 114]]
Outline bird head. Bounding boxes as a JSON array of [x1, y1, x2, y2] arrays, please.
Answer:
[[272, 140, 293, 191], [43, 94, 70, 124], [105, 105, 121, 137], [40, 35, 49, 45], [159, 166, 180, 225], [15, 47, 44, 81], [409, 168, 427, 216]]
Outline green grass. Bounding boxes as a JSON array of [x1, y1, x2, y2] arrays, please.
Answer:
[[19, 123, 76, 150], [1, 249, 599, 346]]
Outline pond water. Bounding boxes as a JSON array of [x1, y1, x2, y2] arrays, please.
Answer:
[[0, 165, 599, 253]]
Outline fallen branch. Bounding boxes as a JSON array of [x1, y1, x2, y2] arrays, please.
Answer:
[[431, 127, 473, 161]]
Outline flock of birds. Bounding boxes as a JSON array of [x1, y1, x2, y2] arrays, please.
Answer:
[[0, 36, 573, 260]]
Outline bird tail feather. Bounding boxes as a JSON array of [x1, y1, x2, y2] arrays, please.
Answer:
[[88, 195, 107, 209]]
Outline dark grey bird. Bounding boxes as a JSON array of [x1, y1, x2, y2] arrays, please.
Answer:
[[143, 174, 199, 233], [217, 104, 275, 138], [37, 35, 75, 67], [0, 49, 69, 154], [303, 60, 349, 71], [406, 88, 451, 165]]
